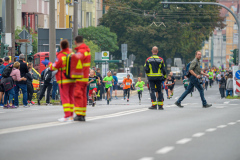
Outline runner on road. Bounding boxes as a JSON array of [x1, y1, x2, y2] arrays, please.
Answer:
[[170, 72, 176, 96], [166, 75, 175, 99], [88, 70, 100, 107], [135, 77, 145, 104], [103, 71, 114, 105], [121, 74, 134, 102]]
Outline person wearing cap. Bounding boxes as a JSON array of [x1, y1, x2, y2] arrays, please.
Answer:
[[3, 57, 10, 66], [144, 46, 167, 110]]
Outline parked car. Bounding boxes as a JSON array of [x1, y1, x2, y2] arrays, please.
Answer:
[[171, 67, 182, 80], [116, 73, 135, 90]]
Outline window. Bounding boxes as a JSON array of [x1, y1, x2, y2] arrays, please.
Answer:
[[223, 35, 226, 41], [86, 12, 92, 27]]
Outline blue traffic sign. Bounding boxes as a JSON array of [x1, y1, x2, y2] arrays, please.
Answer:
[[235, 70, 240, 79]]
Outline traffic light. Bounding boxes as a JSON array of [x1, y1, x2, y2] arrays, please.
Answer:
[[233, 49, 239, 65]]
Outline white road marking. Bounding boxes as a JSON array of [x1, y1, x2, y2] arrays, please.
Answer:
[[156, 146, 174, 154], [0, 108, 149, 135], [30, 109, 39, 111], [217, 125, 227, 128], [176, 138, 192, 144], [215, 106, 225, 109], [148, 98, 151, 99], [0, 112, 5, 114], [228, 122, 236, 125], [139, 157, 154, 160], [229, 104, 238, 106], [192, 132, 205, 137], [224, 101, 230, 104], [206, 128, 217, 132], [174, 96, 179, 100], [237, 120, 240, 122]]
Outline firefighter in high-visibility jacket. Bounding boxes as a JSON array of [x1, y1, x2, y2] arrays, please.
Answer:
[[48, 40, 76, 122], [73, 36, 91, 121], [144, 46, 167, 110]]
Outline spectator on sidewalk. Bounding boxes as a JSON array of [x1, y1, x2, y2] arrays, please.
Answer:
[[14, 54, 29, 107], [26, 63, 34, 105], [51, 76, 59, 102], [38, 62, 57, 105], [219, 75, 226, 99], [226, 74, 233, 97], [3, 57, 10, 66]]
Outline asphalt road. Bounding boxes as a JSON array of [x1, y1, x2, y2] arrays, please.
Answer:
[[0, 82, 240, 160]]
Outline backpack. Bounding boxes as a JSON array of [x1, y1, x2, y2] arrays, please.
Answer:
[[0, 64, 6, 76], [185, 61, 197, 78], [1, 76, 14, 91], [65, 52, 84, 79], [44, 69, 52, 83], [2, 65, 13, 78]]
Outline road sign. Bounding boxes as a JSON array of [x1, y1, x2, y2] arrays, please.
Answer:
[[19, 29, 29, 39], [102, 51, 109, 60], [235, 70, 240, 79], [20, 43, 33, 55], [121, 44, 127, 60], [236, 80, 240, 92], [129, 54, 136, 62], [95, 52, 102, 60]]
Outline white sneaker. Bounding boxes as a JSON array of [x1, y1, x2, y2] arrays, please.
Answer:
[[58, 117, 68, 122], [67, 117, 73, 122]]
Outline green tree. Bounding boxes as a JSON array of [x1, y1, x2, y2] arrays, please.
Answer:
[[100, 0, 225, 66], [84, 40, 101, 67], [78, 26, 119, 53]]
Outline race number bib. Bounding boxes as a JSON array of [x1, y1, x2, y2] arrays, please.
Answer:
[[185, 82, 189, 85], [137, 87, 140, 90], [90, 83, 96, 88], [168, 82, 172, 84], [126, 82, 130, 85], [107, 81, 112, 84]]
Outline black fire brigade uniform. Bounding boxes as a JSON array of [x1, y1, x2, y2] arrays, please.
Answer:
[[144, 55, 167, 109]]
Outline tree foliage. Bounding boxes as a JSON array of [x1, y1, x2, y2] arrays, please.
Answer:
[[78, 26, 119, 53], [84, 40, 101, 67], [100, 0, 225, 65]]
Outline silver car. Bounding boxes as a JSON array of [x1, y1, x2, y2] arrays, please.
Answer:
[[116, 73, 135, 90]]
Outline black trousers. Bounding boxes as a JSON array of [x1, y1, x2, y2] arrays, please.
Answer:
[[138, 90, 142, 100], [149, 80, 163, 105], [124, 88, 130, 99], [219, 88, 225, 98], [39, 83, 52, 103], [209, 79, 213, 87], [205, 81, 208, 90], [27, 83, 34, 101]]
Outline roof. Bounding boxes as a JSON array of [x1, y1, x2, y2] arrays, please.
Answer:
[[218, 1, 239, 17]]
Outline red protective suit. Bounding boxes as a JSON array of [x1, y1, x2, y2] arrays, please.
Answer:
[[49, 48, 76, 118], [74, 43, 91, 116]]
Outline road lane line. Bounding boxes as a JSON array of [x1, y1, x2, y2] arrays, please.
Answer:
[[139, 157, 154, 160], [229, 104, 238, 105], [0, 112, 5, 114], [176, 138, 192, 144], [228, 122, 236, 125], [174, 96, 179, 100], [237, 120, 240, 122], [192, 132, 205, 138], [156, 146, 174, 154], [206, 128, 217, 132], [0, 108, 149, 135], [217, 125, 227, 128], [224, 101, 230, 104]]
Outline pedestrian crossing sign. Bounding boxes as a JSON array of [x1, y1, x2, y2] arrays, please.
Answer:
[[102, 51, 109, 60]]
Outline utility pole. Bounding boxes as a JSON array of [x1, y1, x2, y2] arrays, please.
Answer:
[[73, 0, 78, 38], [49, 0, 56, 62], [6, 0, 11, 33], [1, 0, 6, 44], [11, 0, 15, 59]]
